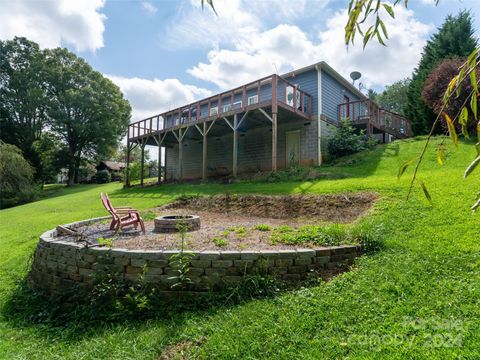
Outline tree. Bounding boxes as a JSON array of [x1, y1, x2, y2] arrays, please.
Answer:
[[376, 79, 410, 116], [0, 37, 48, 180], [113, 144, 150, 163], [0, 142, 37, 208], [422, 58, 479, 135], [367, 89, 378, 102], [43, 48, 131, 186], [404, 11, 477, 134], [32, 132, 64, 185]]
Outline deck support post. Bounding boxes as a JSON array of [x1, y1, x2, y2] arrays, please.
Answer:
[[233, 114, 238, 178], [157, 134, 162, 185], [140, 140, 145, 186], [202, 122, 208, 182], [126, 142, 131, 187], [272, 112, 277, 172], [164, 147, 168, 182], [178, 130, 183, 181]]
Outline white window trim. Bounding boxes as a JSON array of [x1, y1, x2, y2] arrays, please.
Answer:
[[247, 95, 258, 105]]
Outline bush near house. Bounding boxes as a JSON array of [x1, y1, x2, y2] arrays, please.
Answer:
[[327, 118, 377, 159]]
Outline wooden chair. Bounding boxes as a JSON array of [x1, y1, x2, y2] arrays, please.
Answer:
[[100, 192, 145, 234]]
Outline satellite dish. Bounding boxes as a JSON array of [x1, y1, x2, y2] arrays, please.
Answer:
[[350, 71, 362, 84]]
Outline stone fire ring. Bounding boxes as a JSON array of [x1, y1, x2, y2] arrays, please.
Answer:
[[154, 215, 200, 233]]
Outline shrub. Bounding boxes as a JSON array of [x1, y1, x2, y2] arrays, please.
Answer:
[[422, 57, 479, 134], [94, 170, 111, 184], [0, 142, 38, 208], [327, 119, 376, 160]]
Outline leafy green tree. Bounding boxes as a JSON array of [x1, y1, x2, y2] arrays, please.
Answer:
[[113, 144, 150, 163], [0, 37, 47, 179], [367, 89, 378, 102], [376, 79, 410, 116], [405, 11, 477, 134], [43, 48, 131, 185], [32, 132, 64, 185], [0, 142, 37, 208]]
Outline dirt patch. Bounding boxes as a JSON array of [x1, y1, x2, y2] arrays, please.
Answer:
[[61, 193, 376, 251], [162, 193, 377, 223]]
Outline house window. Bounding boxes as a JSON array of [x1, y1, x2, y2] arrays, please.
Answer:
[[247, 95, 258, 105], [210, 106, 218, 116], [222, 104, 232, 113]]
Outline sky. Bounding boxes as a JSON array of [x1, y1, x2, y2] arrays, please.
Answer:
[[1, 0, 479, 123]]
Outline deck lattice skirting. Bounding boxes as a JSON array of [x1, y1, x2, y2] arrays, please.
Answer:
[[30, 217, 363, 293]]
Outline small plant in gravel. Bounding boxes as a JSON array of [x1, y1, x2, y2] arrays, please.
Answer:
[[270, 224, 346, 246], [220, 229, 230, 237], [97, 237, 114, 248], [224, 226, 248, 238], [254, 224, 272, 231], [212, 237, 228, 247]]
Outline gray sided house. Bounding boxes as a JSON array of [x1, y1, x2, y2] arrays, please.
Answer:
[[126, 61, 412, 185]]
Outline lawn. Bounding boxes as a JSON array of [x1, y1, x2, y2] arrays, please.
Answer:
[[0, 137, 479, 359]]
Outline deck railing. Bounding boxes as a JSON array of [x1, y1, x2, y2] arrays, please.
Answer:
[[337, 99, 412, 138], [128, 74, 314, 140]]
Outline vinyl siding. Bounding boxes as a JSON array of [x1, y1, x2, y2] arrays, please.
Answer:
[[321, 70, 361, 122]]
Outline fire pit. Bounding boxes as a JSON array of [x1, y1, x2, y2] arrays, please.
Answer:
[[154, 215, 200, 233]]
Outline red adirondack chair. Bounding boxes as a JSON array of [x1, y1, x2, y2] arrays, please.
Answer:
[[100, 192, 145, 234]]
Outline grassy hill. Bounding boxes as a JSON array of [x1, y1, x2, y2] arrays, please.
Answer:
[[0, 137, 479, 359]]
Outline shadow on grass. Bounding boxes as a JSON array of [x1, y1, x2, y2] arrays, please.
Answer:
[[0, 265, 345, 346], [0, 272, 287, 344]]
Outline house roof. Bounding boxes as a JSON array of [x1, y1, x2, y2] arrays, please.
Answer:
[[100, 161, 125, 171], [281, 61, 367, 100]]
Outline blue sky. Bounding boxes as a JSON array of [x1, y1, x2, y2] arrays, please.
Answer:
[[1, 0, 479, 121]]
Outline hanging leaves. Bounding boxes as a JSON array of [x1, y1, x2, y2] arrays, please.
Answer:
[[471, 93, 477, 120], [459, 107, 469, 138], [201, 0, 217, 15], [398, 158, 414, 179], [443, 113, 458, 147], [436, 144, 446, 165], [464, 155, 480, 178], [420, 180, 433, 204]]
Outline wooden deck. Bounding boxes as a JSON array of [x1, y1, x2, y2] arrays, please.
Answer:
[[125, 74, 314, 186], [127, 74, 313, 142], [337, 99, 413, 139]]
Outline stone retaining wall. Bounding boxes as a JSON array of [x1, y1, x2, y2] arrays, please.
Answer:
[[30, 217, 363, 293]]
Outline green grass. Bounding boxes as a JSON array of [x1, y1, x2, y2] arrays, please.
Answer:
[[1, 137, 480, 359]]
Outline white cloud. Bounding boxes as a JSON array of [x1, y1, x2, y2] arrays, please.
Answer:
[[316, 6, 432, 87], [163, 0, 258, 49], [0, 0, 107, 52], [107, 75, 212, 122], [187, 5, 432, 89], [141, 1, 158, 14], [163, 0, 329, 50]]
